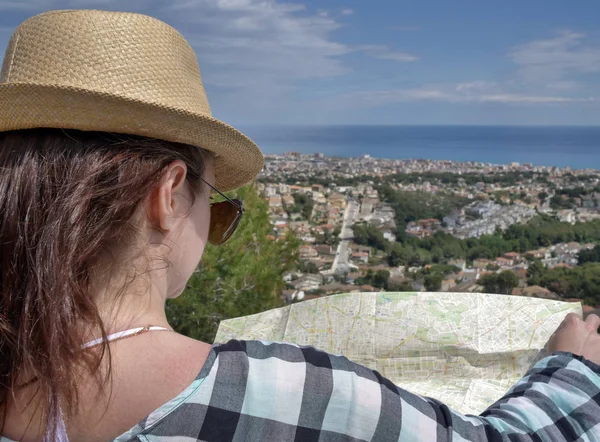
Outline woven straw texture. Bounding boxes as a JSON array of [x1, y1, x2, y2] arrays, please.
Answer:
[[0, 10, 263, 191]]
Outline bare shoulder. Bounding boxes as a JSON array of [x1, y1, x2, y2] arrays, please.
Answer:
[[68, 332, 212, 441], [2, 332, 212, 442]]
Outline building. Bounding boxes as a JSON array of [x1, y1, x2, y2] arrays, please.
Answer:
[[352, 245, 371, 256], [315, 245, 335, 256], [351, 252, 369, 264], [406, 218, 441, 238], [414, 219, 442, 230], [526, 248, 551, 260], [291, 274, 323, 292], [405, 226, 430, 239], [264, 185, 277, 198], [319, 283, 360, 295], [503, 252, 522, 264], [443, 210, 464, 229], [329, 194, 347, 210], [268, 196, 283, 210], [382, 231, 396, 242], [460, 270, 479, 283], [299, 245, 318, 260], [282, 194, 295, 208], [281, 289, 305, 303], [495, 257, 512, 267], [369, 205, 395, 223], [513, 285, 558, 300], [441, 278, 457, 292], [473, 259, 491, 270], [448, 259, 467, 271]]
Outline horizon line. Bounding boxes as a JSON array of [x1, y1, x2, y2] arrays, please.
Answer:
[[238, 123, 600, 128]]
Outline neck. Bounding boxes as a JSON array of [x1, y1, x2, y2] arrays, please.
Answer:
[[91, 268, 172, 336]]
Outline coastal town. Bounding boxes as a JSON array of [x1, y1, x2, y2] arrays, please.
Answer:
[[258, 152, 600, 312]]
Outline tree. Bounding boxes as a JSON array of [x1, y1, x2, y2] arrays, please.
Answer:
[[355, 269, 390, 289], [331, 227, 342, 246], [497, 271, 520, 294], [353, 223, 387, 251], [428, 264, 461, 275], [378, 187, 470, 232], [372, 270, 391, 289], [531, 262, 600, 306], [431, 246, 444, 263], [480, 271, 519, 295], [297, 261, 319, 274], [290, 193, 313, 221], [166, 184, 300, 342], [332, 273, 348, 284], [388, 243, 409, 267], [424, 273, 443, 292], [527, 260, 546, 286], [479, 274, 497, 293], [468, 245, 492, 261], [387, 279, 413, 292], [579, 246, 600, 265]]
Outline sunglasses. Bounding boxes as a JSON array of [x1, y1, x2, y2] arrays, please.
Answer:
[[202, 179, 244, 245]]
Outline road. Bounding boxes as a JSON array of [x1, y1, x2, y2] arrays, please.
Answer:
[[331, 198, 359, 275]]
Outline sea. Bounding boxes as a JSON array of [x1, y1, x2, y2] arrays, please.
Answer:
[[239, 125, 600, 170]]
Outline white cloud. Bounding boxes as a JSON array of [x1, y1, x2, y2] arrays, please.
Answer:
[[374, 51, 419, 62], [161, 1, 350, 86], [339, 81, 594, 107], [454, 81, 499, 93], [545, 80, 582, 90], [476, 94, 590, 104], [10, 0, 588, 124], [0, 0, 150, 9], [509, 30, 600, 86], [0, 0, 351, 83], [0, 0, 358, 121], [357, 45, 419, 62]]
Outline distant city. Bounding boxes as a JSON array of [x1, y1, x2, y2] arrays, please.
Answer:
[[259, 152, 600, 312]]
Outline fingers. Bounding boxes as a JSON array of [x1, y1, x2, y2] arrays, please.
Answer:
[[552, 313, 582, 337], [561, 312, 582, 328], [585, 314, 600, 331], [584, 308, 600, 320]]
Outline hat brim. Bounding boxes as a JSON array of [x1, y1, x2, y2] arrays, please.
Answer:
[[0, 83, 263, 191]]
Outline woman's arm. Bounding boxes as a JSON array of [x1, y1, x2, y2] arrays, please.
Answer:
[[304, 313, 600, 441], [306, 348, 600, 441], [180, 315, 600, 441], [477, 352, 600, 441]]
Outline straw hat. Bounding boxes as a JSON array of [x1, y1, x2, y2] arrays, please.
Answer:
[[0, 10, 264, 191]]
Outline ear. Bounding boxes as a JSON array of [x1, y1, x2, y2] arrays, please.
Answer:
[[151, 160, 188, 232]]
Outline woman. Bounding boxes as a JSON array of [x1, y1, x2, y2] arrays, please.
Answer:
[[1, 10, 599, 442]]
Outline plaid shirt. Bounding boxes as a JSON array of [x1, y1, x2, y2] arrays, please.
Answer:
[[115, 340, 600, 441]]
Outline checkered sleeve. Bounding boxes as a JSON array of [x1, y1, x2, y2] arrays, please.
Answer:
[[137, 341, 600, 441]]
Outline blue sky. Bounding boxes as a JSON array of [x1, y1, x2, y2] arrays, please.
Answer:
[[1, 0, 599, 126]]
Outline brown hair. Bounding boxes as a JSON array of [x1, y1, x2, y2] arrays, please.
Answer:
[[0, 129, 207, 437]]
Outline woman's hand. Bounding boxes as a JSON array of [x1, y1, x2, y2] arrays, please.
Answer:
[[546, 313, 600, 365]]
